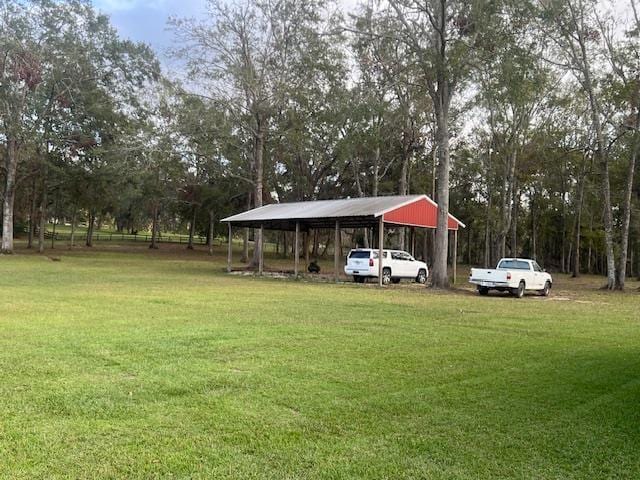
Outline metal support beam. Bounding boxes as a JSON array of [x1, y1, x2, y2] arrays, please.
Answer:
[[334, 220, 340, 283], [294, 221, 300, 277], [378, 216, 384, 287], [410, 227, 416, 257], [453, 228, 458, 285], [259, 224, 264, 275], [227, 223, 232, 273]]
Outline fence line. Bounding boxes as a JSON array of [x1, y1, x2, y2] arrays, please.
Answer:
[[42, 231, 209, 245]]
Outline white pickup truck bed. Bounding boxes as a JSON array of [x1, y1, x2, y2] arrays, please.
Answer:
[[469, 258, 552, 298]]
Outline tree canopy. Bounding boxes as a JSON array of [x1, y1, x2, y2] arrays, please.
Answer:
[[1, 0, 639, 290]]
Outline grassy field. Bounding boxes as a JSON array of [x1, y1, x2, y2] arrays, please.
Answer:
[[0, 243, 639, 479]]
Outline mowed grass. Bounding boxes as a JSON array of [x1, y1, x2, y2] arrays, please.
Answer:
[[1, 244, 639, 479]]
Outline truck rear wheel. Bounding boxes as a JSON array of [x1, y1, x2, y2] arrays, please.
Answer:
[[478, 286, 489, 296], [382, 268, 391, 285], [512, 281, 525, 298]]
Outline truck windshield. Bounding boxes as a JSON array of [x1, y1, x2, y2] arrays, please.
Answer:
[[498, 260, 530, 270]]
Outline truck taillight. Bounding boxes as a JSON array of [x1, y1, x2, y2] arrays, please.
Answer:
[[507, 272, 512, 280], [369, 258, 374, 267]]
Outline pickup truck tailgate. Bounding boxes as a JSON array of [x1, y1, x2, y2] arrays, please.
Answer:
[[469, 268, 510, 285]]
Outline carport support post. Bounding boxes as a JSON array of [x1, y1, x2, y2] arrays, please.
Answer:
[[334, 220, 340, 283], [294, 221, 300, 277], [453, 229, 458, 285], [259, 224, 264, 276], [378, 216, 384, 287], [410, 227, 416, 256], [227, 223, 232, 273]]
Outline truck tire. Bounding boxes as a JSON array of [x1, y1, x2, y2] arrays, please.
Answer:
[[478, 286, 489, 296], [416, 269, 427, 284], [512, 281, 525, 298], [382, 268, 391, 285], [540, 281, 551, 296]]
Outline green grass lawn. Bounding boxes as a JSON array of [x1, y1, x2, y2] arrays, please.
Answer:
[[1, 244, 639, 479]]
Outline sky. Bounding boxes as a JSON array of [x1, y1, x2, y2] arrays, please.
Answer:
[[94, 0, 206, 64], [93, 0, 360, 70]]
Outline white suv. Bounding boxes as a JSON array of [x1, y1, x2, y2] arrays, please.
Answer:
[[344, 248, 428, 285]]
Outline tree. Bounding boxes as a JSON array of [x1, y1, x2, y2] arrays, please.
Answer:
[[362, 0, 492, 287], [536, 0, 619, 288], [172, 0, 343, 268], [0, 0, 158, 253]]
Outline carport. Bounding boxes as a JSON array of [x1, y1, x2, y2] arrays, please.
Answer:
[[221, 195, 465, 286]]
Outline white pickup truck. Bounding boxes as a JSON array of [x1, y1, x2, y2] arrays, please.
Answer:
[[469, 258, 552, 298]]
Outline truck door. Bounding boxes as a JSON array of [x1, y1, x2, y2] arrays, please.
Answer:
[[532, 261, 544, 289]]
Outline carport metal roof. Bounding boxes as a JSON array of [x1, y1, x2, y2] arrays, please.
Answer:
[[221, 194, 465, 231]]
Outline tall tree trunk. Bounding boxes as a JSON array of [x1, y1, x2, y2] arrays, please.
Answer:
[[50, 210, 57, 250], [1, 138, 19, 254], [510, 183, 519, 257], [615, 116, 639, 289], [321, 231, 332, 257], [484, 153, 492, 268], [27, 174, 37, 249], [572, 156, 587, 277], [312, 229, 319, 257], [38, 177, 47, 254], [560, 158, 567, 273], [399, 124, 411, 251], [241, 192, 251, 262], [242, 228, 249, 262], [70, 208, 77, 249], [149, 204, 159, 249], [187, 205, 197, 250], [581, 50, 615, 287], [282, 231, 288, 259], [372, 145, 380, 197], [431, 90, 451, 288], [352, 157, 370, 248], [587, 213, 593, 274], [208, 210, 215, 256], [531, 200, 537, 262], [86, 210, 95, 247], [250, 119, 265, 269], [494, 150, 517, 265]]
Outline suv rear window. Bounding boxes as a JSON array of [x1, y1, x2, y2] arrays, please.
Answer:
[[349, 251, 371, 259]]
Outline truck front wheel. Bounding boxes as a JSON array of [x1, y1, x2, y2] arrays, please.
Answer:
[[540, 281, 551, 297], [512, 281, 525, 298]]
